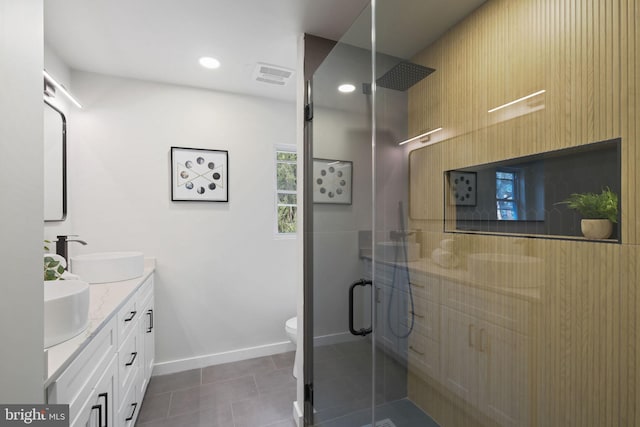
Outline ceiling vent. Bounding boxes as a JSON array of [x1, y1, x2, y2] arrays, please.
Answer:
[[253, 63, 294, 86]]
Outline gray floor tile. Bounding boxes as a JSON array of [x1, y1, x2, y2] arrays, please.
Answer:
[[271, 351, 295, 369], [313, 344, 342, 361], [136, 391, 171, 423], [231, 388, 296, 427], [202, 356, 276, 384], [146, 369, 201, 395], [264, 419, 297, 427], [255, 366, 296, 393], [169, 375, 258, 417], [137, 405, 233, 427]]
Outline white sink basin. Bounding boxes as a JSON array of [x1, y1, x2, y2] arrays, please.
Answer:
[[467, 252, 544, 288], [70, 251, 144, 284], [375, 241, 421, 262], [44, 280, 90, 348]]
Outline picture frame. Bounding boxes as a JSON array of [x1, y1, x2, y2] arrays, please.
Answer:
[[448, 170, 476, 206], [171, 147, 229, 202], [313, 158, 353, 204]]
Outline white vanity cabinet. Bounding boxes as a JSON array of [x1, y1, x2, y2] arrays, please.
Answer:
[[46, 273, 155, 427], [116, 275, 154, 427], [439, 279, 531, 427]]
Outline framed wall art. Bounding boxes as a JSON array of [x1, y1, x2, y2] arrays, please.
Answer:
[[313, 158, 353, 204], [448, 170, 476, 206], [171, 147, 228, 202]]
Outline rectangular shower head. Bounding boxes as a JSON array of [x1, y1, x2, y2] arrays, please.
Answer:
[[376, 61, 435, 92]]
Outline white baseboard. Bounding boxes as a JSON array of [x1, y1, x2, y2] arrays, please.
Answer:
[[152, 340, 295, 376], [293, 401, 303, 427]]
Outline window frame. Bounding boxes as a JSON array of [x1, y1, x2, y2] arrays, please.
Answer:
[[496, 168, 519, 220], [274, 144, 298, 237]]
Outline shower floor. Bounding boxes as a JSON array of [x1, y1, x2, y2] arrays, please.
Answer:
[[314, 398, 439, 427], [311, 340, 439, 427]]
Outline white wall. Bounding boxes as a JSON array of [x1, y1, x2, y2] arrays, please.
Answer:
[[61, 71, 297, 372], [0, 0, 45, 403]]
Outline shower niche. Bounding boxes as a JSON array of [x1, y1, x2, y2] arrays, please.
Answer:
[[443, 138, 621, 241]]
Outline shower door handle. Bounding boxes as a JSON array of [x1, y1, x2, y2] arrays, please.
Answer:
[[349, 279, 373, 336]]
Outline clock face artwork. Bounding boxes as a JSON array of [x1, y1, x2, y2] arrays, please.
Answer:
[[313, 159, 352, 204], [449, 171, 476, 206], [171, 147, 228, 202]]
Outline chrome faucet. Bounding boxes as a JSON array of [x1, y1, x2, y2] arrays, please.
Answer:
[[56, 235, 88, 265]]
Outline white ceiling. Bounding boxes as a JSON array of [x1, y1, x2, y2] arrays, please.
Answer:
[[44, 0, 486, 102]]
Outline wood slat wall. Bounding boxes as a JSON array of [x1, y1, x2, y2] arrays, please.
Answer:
[[403, 0, 639, 425]]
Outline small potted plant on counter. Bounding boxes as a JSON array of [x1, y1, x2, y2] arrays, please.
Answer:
[[558, 187, 618, 239], [44, 240, 66, 281]]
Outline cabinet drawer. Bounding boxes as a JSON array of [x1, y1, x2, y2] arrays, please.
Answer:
[[441, 280, 530, 334], [47, 317, 116, 410], [117, 294, 139, 343], [118, 379, 140, 427], [402, 297, 440, 341], [410, 273, 441, 302], [406, 333, 440, 382], [118, 325, 141, 407]]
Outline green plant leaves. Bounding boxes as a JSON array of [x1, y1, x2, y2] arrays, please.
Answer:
[[43, 254, 66, 281], [558, 187, 618, 223]]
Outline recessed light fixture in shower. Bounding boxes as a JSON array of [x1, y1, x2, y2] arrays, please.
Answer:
[[199, 56, 221, 69], [338, 84, 356, 93]]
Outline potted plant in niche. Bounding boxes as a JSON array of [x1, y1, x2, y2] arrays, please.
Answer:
[[558, 187, 618, 239]]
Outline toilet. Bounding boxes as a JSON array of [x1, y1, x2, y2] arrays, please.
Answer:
[[285, 316, 300, 378]]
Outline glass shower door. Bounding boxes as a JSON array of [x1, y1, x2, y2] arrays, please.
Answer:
[[304, 1, 441, 425], [303, 5, 377, 427]]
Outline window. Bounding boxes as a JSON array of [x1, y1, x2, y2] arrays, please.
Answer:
[[496, 170, 518, 220], [275, 147, 297, 234]]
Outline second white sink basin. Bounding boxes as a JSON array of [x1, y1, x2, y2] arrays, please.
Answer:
[[44, 280, 90, 348], [70, 251, 144, 284], [467, 252, 544, 288]]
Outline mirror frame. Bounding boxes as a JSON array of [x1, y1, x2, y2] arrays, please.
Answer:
[[44, 99, 67, 222]]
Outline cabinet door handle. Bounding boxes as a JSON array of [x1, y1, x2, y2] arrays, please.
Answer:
[[146, 309, 154, 333], [124, 311, 137, 322], [125, 402, 138, 422], [479, 328, 487, 352], [125, 352, 138, 366], [91, 404, 103, 427], [410, 311, 425, 319], [409, 345, 425, 356], [98, 392, 108, 427], [468, 324, 475, 348]]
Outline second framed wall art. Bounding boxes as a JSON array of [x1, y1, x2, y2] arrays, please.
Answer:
[[313, 158, 353, 204]]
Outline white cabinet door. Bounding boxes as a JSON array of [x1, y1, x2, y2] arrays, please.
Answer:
[[478, 320, 530, 427], [440, 306, 479, 405], [71, 355, 117, 427]]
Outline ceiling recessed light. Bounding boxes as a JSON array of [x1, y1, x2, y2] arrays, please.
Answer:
[[338, 84, 356, 93], [199, 57, 221, 69]]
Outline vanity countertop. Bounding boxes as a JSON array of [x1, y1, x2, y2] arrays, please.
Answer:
[[362, 256, 542, 302], [44, 258, 156, 388]]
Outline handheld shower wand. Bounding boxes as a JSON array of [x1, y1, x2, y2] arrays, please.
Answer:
[[387, 201, 415, 339]]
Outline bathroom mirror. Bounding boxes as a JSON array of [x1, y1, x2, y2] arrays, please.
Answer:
[[44, 100, 67, 221], [445, 137, 620, 239]]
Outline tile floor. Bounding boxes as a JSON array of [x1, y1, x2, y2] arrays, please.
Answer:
[[137, 341, 432, 427], [136, 352, 297, 427]]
